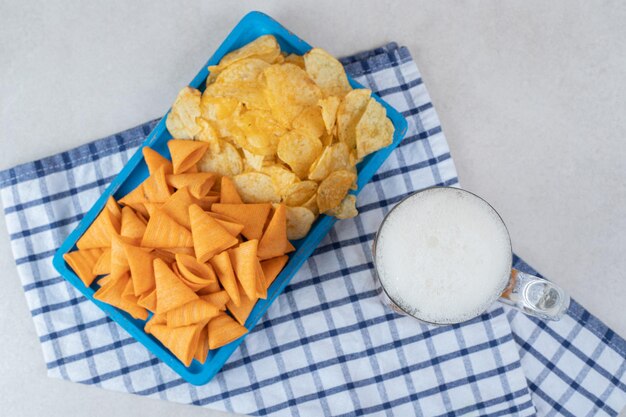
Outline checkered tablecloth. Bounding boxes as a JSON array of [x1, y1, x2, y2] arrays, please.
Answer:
[[1, 43, 625, 416]]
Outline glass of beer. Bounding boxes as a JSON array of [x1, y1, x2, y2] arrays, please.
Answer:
[[372, 187, 570, 325]]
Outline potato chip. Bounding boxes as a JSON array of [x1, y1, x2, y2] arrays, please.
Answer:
[[207, 313, 248, 350], [197, 140, 243, 177], [63, 248, 103, 287], [355, 98, 394, 160], [231, 172, 280, 203], [166, 87, 201, 139], [337, 88, 371, 149], [284, 53, 305, 69], [214, 58, 270, 85], [285, 206, 316, 240], [232, 110, 285, 156], [194, 117, 221, 155], [277, 130, 323, 178], [308, 142, 352, 181], [283, 181, 318, 207], [318, 96, 340, 134], [260, 164, 299, 196], [292, 106, 326, 139], [326, 194, 358, 219], [242, 149, 265, 172], [199, 95, 241, 137], [205, 81, 269, 111], [316, 169, 357, 213], [263, 63, 322, 127], [210, 35, 281, 76], [304, 48, 352, 98], [301, 193, 319, 216]]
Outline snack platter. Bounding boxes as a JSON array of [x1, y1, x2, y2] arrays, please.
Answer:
[[53, 11, 407, 385]]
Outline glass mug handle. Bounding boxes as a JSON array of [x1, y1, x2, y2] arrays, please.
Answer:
[[499, 269, 570, 320]]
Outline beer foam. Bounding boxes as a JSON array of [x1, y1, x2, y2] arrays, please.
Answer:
[[375, 188, 512, 324]]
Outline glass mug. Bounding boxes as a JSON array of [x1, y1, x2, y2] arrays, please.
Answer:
[[372, 187, 570, 325]]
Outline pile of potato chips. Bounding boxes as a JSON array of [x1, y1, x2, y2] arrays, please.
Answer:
[[64, 141, 293, 366], [166, 35, 394, 239]]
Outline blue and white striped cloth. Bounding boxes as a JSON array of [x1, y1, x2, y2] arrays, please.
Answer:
[[1, 43, 625, 416]]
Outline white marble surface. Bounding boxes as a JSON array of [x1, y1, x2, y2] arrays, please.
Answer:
[[1, 1, 624, 416]]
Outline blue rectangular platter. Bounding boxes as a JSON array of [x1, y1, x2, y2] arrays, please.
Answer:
[[52, 11, 408, 385]]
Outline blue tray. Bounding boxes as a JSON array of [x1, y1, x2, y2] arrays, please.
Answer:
[[52, 11, 408, 386]]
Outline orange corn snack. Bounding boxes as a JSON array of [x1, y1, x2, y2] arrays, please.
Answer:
[[227, 284, 258, 326], [124, 244, 156, 296], [261, 255, 289, 288], [175, 253, 219, 291], [255, 259, 267, 299], [166, 299, 220, 328], [94, 273, 148, 320], [207, 313, 248, 350], [210, 251, 241, 307], [120, 206, 147, 245], [76, 208, 119, 249], [144, 312, 166, 334], [219, 176, 244, 204], [143, 147, 173, 175], [211, 203, 271, 240], [213, 218, 245, 237], [150, 320, 206, 366], [92, 248, 112, 275], [63, 248, 103, 286], [188, 204, 238, 262], [106, 196, 122, 225], [257, 204, 295, 260], [154, 258, 198, 314], [119, 184, 149, 217], [110, 234, 131, 277], [166, 172, 216, 198], [168, 139, 209, 175], [194, 326, 209, 364], [137, 288, 157, 312], [142, 166, 172, 203], [228, 239, 259, 300], [141, 209, 193, 248], [160, 187, 196, 228], [200, 290, 230, 311]]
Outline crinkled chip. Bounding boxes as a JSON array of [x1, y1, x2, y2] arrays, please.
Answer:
[[260, 164, 300, 195], [211, 35, 281, 74], [277, 130, 323, 179], [319, 96, 340, 134], [231, 172, 281, 203], [197, 140, 243, 177], [337, 88, 371, 149], [302, 193, 319, 216], [284, 53, 305, 69], [292, 106, 326, 139], [355, 98, 394, 159], [263, 63, 322, 127], [285, 206, 316, 240], [283, 181, 318, 207], [316, 169, 357, 213], [194, 117, 220, 154], [232, 110, 285, 156], [205, 81, 269, 111], [214, 58, 270, 84], [242, 149, 265, 171], [304, 48, 352, 98], [166, 87, 201, 139], [199, 94, 241, 137], [326, 194, 358, 219], [308, 142, 352, 181]]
